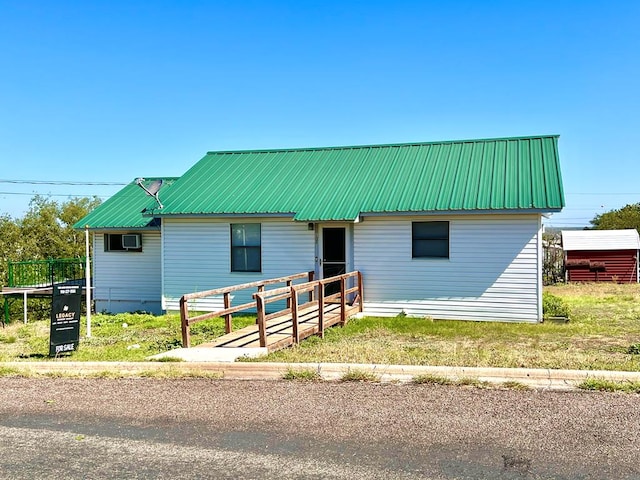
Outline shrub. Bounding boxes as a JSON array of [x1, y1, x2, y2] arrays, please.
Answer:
[[543, 292, 571, 319]]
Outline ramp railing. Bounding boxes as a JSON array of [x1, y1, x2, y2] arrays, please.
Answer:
[[179, 271, 314, 348], [254, 271, 363, 347]]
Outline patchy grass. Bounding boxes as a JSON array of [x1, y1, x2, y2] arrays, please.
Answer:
[[340, 369, 380, 382], [578, 378, 640, 393], [456, 377, 491, 388], [252, 283, 640, 371], [0, 312, 255, 362], [412, 374, 453, 385], [412, 374, 494, 388], [136, 369, 223, 379], [151, 356, 185, 362], [0, 333, 17, 344], [0, 364, 225, 379], [2, 284, 640, 372], [500, 381, 530, 391], [0, 366, 22, 377], [627, 343, 640, 355], [282, 367, 321, 381]]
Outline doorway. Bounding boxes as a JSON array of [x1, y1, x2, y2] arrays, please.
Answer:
[[321, 227, 346, 295]]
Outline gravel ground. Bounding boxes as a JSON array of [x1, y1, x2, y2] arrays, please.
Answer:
[[1, 378, 639, 479]]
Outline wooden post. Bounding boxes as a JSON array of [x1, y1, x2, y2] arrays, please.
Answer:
[[317, 282, 325, 338], [291, 288, 299, 344], [357, 271, 364, 312], [286, 279, 292, 309], [223, 291, 232, 334], [308, 271, 315, 302], [256, 284, 265, 324], [180, 297, 190, 348], [340, 276, 347, 326], [256, 295, 267, 347]]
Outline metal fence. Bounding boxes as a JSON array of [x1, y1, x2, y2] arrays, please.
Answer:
[[543, 242, 565, 285], [8, 258, 87, 288]]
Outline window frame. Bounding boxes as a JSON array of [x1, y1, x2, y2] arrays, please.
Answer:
[[230, 223, 262, 273], [411, 221, 450, 259], [104, 233, 143, 252]]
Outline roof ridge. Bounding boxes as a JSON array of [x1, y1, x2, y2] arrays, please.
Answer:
[[205, 135, 560, 156], [129, 176, 180, 182]]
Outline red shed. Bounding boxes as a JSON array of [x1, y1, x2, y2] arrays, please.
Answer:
[[561, 229, 640, 283]]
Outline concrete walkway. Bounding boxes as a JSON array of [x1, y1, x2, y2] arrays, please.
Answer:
[[150, 346, 269, 362], [2, 360, 640, 391]]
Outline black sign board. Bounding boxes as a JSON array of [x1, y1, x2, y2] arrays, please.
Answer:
[[49, 285, 81, 357]]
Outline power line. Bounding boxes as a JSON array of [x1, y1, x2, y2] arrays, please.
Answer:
[[0, 191, 111, 198], [0, 179, 127, 186], [566, 192, 640, 196], [0, 180, 637, 196]]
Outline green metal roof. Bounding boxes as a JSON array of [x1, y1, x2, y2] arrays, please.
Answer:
[[155, 135, 564, 221], [74, 178, 178, 230]]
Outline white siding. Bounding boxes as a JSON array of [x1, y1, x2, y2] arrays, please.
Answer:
[[162, 218, 315, 311], [93, 232, 162, 314], [158, 214, 542, 322], [354, 214, 542, 322]]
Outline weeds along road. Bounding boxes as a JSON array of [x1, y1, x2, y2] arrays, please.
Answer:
[[1, 378, 639, 480]]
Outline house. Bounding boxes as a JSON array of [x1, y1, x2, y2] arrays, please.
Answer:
[[76, 135, 565, 322], [75, 178, 178, 314], [561, 229, 639, 283]]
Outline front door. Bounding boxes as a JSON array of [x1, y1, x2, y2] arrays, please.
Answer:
[[322, 227, 346, 295]]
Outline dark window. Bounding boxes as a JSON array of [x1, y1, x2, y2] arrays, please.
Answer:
[[104, 233, 142, 252], [231, 224, 261, 272], [412, 221, 449, 258]]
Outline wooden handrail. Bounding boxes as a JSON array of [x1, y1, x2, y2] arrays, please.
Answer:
[[180, 270, 363, 349], [182, 272, 311, 301], [253, 271, 358, 298], [254, 271, 363, 348], [180, 271, 314, 348]]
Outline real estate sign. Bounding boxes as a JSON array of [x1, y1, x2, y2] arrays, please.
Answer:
[[49, 285, 81, 357]]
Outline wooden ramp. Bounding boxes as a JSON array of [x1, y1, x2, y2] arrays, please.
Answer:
[[180, 271, 363, 353], [200, 303, 360, 352]]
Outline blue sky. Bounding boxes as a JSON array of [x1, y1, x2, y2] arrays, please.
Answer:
[[1, 0, 638, 227]]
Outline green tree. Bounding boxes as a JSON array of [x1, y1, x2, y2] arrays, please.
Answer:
[[1, 195, 101, 322], [0, 195, 102, 283], [590, 203, 640, 232], [19, 195, 102, 260], [0, 214, 21, 285]]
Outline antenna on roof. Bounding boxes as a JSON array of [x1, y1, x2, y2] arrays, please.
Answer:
[[136, 178, 163, 209]]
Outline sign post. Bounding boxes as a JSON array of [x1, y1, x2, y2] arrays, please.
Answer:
[[49, 285, 81, 357]]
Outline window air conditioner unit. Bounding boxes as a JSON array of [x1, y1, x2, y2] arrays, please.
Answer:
[[122, 234, 141, 249]]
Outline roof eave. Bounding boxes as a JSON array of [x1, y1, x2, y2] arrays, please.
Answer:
[[78, 225, 161, 232], [360, 208, 563, 218], [149, 212, 297, 219]]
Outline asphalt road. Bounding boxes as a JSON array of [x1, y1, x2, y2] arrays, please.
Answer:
[[0, 378, 639, 479]]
